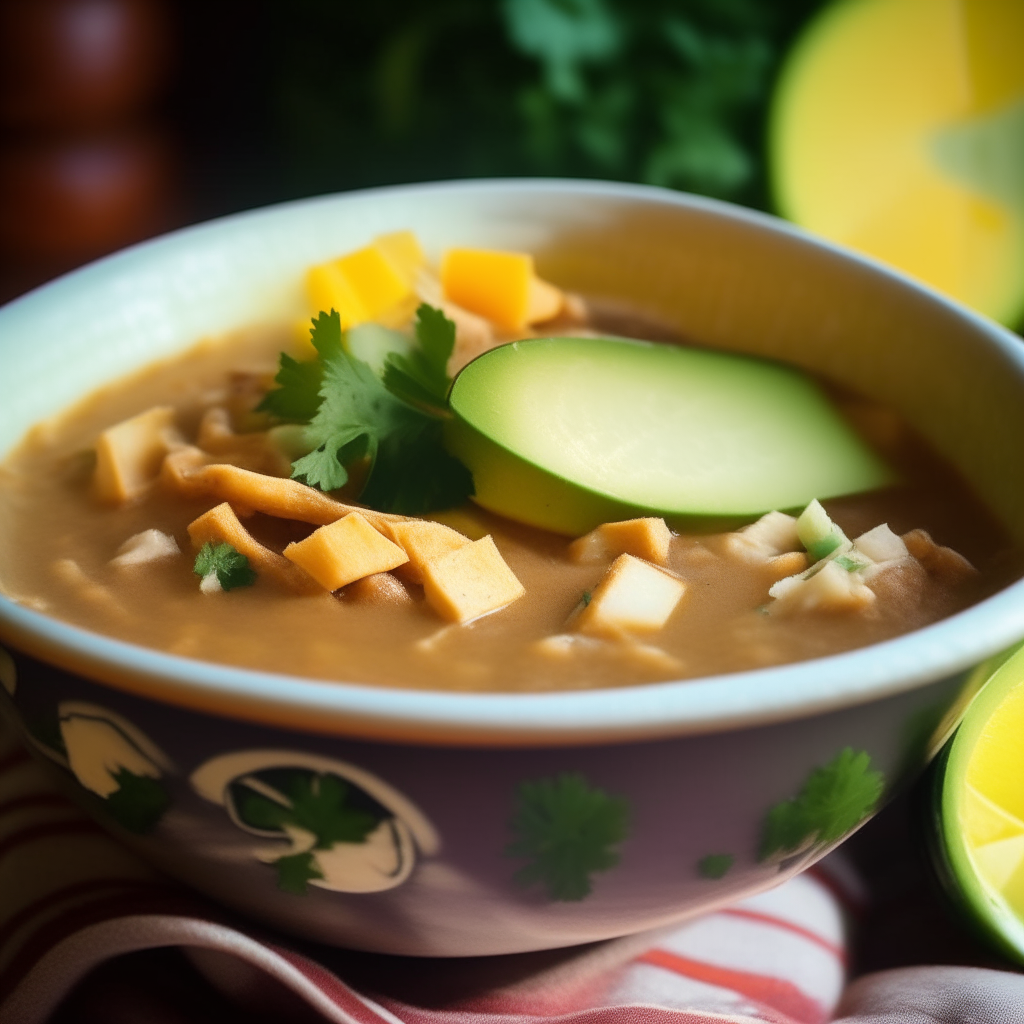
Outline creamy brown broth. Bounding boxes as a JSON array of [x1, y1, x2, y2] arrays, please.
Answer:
[[0, 324, 1018, 692]]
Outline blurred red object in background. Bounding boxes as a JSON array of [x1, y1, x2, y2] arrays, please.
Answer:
[[0, 0, 177, 301], [0, 0, 170, 129], [0, 128, 174, 260]]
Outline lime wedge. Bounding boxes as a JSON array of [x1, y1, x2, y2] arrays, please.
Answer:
[[932, 641, 1024, 962], [771, 0, 1024, 326]]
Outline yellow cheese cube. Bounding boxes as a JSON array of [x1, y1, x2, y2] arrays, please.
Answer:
[[569, 518, 672, 566], [284, 512, 408, 592], [336, 245, 410, 320], [373, 230, 425, 285], [421, 535, 525, 623], [305, 262, 368, 328], [94, 406, 177, 503], [576, 554, 685, 638], [383, 520, 471, 584]]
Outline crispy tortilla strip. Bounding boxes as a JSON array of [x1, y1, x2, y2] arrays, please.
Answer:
[[187, 502, 321, 594], [163, 448, 406, 531]]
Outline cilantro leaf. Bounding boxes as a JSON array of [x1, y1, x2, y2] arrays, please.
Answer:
[[507, 772, 629, 901], [193, 542, 258, 591], [262, 306, 473, 513], [232, 769, 386, 895], [360, 418, 474, 515], [256, 352, 323, 422], [697, 853, 733, 879], [275, 851, 324, 895], [382, 303, 457, 412], [759, 747, 884, 861], [105, 768, 170, 834], [293, 341, 422, 491]]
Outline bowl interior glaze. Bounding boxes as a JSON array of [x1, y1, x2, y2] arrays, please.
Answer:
[[0, 179, 1023, 746]]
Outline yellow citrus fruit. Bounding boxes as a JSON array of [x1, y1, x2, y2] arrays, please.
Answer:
[[771, 0, 1024, 327], [935, 642, 1024, 961]]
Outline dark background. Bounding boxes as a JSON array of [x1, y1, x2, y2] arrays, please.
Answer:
[[0, 0, 826, 301]]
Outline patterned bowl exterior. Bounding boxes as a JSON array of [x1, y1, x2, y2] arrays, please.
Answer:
[[1, 647, 964, 956], [1, 180, 1023, 955]]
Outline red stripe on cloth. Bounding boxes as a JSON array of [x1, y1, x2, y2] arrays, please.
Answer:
[[636, 948, 827, 1024], [270, 945, 400, 1024], [0, 747, 31, 775], [0, 819, 101, 866], [715, 908, 845, 963], [384, 999, 766, 1024]]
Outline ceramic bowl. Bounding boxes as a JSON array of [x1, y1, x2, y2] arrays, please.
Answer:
[[1, 181, 1023, 956]]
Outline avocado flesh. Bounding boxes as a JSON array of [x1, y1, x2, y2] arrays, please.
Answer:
[[446, 336, 892, 536]]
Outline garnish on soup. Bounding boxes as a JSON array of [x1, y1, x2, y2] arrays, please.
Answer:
[[0, 230, 1017, 692]]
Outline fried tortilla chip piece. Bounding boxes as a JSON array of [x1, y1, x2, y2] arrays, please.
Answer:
[[164, 448, 406, 532], [187, 502, 322, 594]]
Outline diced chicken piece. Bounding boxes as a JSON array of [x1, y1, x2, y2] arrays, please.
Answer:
[[852, 523, 909, 564], [765, 550, 809, 581], [416, 268, 498, 374], [723, 511, 801, 563], [110, 529, 180, 568], [162, 453, 406, 532], [94, 407, 182, 503], [903, 529, 978, 584], [768, 559, 875, 614], [421, 535, 525, 624], [569, 517, 672, 566], [575, 554, 686, 638], [188, 502, 321, 594], [864, 557, 928, 609], [532, 633, 604, 659], [383, 520, 471, 584], [51, 558, 122, 615], [532, 632, 683, 675], [195, 407, 292, 477], [345, 572, 413, 606], [284, 513, 408, 592]]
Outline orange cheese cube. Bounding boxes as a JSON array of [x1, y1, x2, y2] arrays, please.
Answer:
[[576, 554, 686, 638], [421, 535, 525, 623], [94, 406, 177, 503], [383, 520, 471, 584], [441, 248, 534, 332], [569, 518, 673, 566], [284, 512, 408, 592]]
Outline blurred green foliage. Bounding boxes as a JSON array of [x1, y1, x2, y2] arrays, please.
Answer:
[[266, 0, 825, 206]]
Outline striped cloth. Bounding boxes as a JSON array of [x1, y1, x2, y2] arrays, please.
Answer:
[[1, 715, 1022, 1024]]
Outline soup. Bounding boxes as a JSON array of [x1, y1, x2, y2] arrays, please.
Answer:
[[0, 235, 1018, 692]]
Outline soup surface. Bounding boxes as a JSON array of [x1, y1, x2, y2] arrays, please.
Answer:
[[0, 313, 1018, 693]]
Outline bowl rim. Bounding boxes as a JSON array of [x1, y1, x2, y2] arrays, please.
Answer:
[[2, 177, 1024, 747]]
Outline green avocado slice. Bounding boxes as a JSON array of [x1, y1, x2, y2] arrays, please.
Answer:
[[446, 336, 892, 535]]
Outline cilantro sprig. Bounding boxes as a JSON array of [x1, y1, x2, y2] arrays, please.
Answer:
[[194, 542, 258, 591], [261, 305, 473, 515], [507, 772, 629, 901], [759, 747, 884, 861], [233, 770, 384, 895]]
